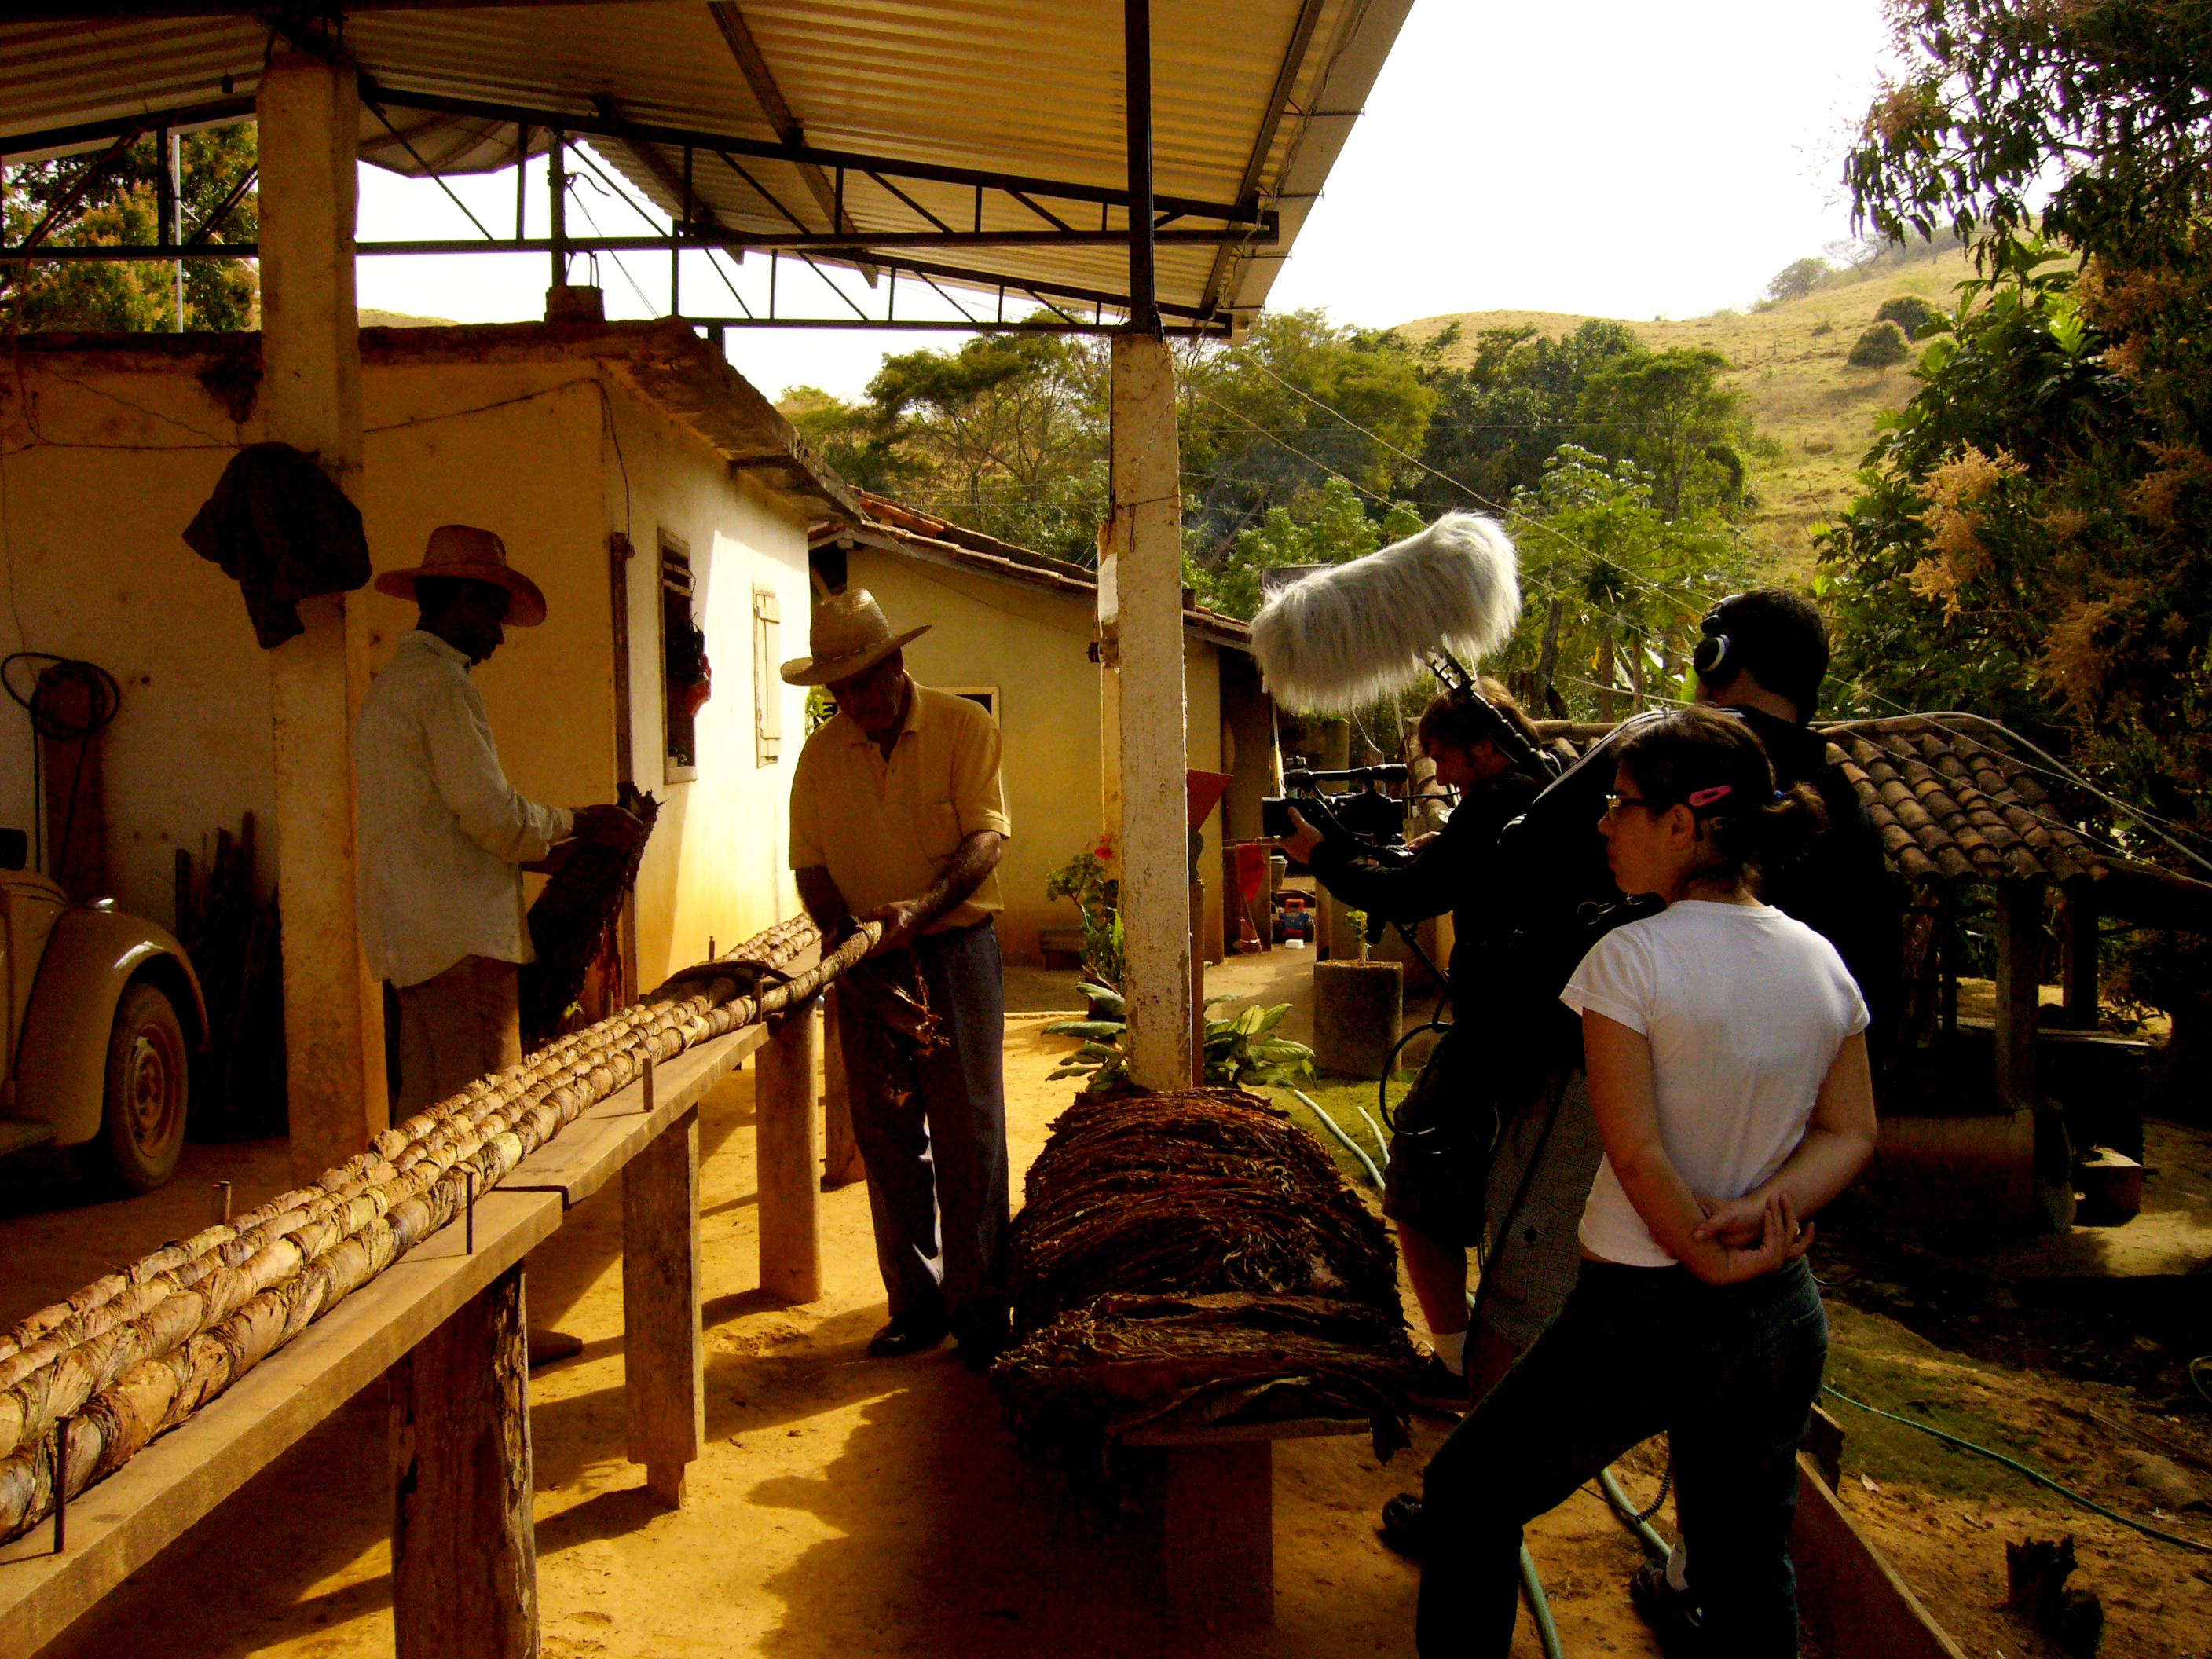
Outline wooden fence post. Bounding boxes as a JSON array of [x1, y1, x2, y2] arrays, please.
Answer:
[[819, 987, 863, 1188], [390, 1263, 536, 1659], [624, 1106, 701, 1507], [757, 998, 821, 1302]]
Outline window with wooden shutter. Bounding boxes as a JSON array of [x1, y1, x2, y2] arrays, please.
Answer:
[[753, 585, 781, 767], [660, 537, 704, 782]]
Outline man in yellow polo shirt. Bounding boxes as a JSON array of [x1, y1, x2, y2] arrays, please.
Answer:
[[784, 589, 1012, 1363]]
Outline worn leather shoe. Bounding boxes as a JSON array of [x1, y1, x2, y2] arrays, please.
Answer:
[[1629, 1558, 1705, 1655], [1379, 1492, 1426, 1560], [1405, 1354, 1469, 1416], [866, 1314, 948, 1359]]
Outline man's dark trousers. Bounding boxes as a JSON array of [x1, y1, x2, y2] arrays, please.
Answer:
[[837, 919, 1009, 1337]]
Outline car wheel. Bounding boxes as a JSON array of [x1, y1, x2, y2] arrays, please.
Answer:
[[101, 983, 189, 1192]]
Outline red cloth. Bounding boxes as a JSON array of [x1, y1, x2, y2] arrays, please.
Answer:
[[1232, 841, 1269, 904]]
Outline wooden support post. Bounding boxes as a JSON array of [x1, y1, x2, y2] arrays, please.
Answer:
[[756, 997, 821, 1302], [623, 1106, 701, 1508], [819, 987, 862, 1188], [1160, 1441, 1273, 1626], [1190, 871, 1205, 1084], [258, 51, 386, 1181], [390, 1263, 537, 1659], [1109, 331, 1191, 1090], [1992, 882, 2043, 1109], [2062, 890, 2100, 1030]]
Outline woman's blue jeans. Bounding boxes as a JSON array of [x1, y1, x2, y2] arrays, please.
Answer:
[[1416, 1255, 1827, 1657]]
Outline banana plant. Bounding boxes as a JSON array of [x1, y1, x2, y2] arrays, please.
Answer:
[[1045, 983, 1314, 1093]]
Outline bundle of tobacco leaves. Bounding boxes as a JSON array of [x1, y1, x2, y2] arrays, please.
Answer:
[[996, 1087, 1419, 1473], [1008, 1086, 1400, 1331], [521, 782, 659, 1046]]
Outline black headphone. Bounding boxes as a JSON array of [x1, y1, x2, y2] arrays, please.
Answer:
[[1691, 594, 1743, 688]]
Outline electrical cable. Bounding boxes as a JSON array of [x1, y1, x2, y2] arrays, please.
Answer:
[[1595, 1466, 1673, 1561], [1287, 1085, 1383, 1191], [1519, 1544, 1566, 1659], [1820, 1385, 2212, 1555]]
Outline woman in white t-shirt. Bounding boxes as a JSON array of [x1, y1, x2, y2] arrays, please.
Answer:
[[1415, 707, 1877, 1657]]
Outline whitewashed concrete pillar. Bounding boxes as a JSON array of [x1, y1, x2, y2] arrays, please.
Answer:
[[1108, 332, 1191, 1088], [259, 52, 387, 1177]]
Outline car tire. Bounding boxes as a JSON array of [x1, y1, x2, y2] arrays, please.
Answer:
[[101, 983, 189, 1192]]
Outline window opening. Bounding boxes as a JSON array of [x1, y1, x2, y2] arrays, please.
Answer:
[[660, 536, 708, 781]]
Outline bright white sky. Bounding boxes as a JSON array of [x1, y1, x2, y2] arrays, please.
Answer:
[[353, 0, 1903, 402]]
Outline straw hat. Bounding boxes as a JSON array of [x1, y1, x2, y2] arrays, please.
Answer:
[[373, 525, 548, 627], [780, 588, 928, 686]]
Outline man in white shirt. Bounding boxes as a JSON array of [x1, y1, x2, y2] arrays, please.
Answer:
[[357, 525, 643, 1118]]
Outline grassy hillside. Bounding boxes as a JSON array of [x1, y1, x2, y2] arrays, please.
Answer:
[[1393, 242, 1981, 581]]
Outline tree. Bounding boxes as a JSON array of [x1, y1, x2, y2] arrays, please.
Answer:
[[1493, 446, 1751, 721], [1177, 309, 1434, 562], [1572, 347, 1748, 521], [1193, 476, 1422, 621], [2, 125, 258, 332], [1847, 320, 1913, 369], [1401, 317, 1646, 518], [1765, 256, 1834, 304], [1875, 295, 1942, 338]]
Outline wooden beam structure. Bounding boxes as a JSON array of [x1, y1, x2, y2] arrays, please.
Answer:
[[755, 998, 822, 1302]]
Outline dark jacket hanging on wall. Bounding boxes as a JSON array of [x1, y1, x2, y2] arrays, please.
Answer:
[[183, 442, 372, 648]]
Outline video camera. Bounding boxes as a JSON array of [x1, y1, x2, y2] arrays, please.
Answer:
[[1261, 764, 1412, 849]]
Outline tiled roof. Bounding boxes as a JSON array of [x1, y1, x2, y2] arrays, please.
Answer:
[[1819, 714, 2104, 888], [1532, 712, 2104, 889]]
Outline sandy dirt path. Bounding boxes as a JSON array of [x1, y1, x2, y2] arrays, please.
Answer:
[[12, 1012, 1664, 1659]]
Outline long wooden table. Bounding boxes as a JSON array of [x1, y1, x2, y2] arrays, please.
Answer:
[[0, 990, 827, 1659]]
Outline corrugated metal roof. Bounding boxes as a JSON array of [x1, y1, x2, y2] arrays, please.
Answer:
[[0, 1, 1413, 328]]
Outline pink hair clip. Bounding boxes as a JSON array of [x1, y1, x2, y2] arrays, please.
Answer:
[[1686, 784, 1733, 808]]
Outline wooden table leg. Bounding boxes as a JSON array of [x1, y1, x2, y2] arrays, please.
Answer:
[[390, 1262, 537, 1659], [756, 996, 821, 1303], [820, 987, 864, 1190], [624, 1105, 701, 1507], [1160, 1440, 1274, 1626]]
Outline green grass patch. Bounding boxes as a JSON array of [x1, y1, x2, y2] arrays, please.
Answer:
[[1264, 1071, 1416, 1191]]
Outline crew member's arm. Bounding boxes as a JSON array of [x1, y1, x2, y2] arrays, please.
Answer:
[[423, 677, 572, 862], [1583, 1010, 1811, 1284], [1691, 1034, 1877, 1246], [1283, 778, 1524, 927]]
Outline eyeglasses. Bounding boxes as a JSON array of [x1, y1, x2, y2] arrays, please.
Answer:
[[1602, 793, 1661, 818]]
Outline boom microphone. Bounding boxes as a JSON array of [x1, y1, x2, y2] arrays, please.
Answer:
[[1249, 512, 1522, 712]]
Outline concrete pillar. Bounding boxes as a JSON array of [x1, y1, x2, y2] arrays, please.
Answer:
[[1109, 332, 1191, 1089], [258, 52, 386, 1178]]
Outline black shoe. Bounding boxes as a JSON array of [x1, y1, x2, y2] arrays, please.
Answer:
[[952, 1302, 1013, 1371], [866, 1314, 948, 1359], [1379, 1492, 1426, 1560], [1628, 1559, 1705, 1655], [1405, 1354, 1469, 1415]]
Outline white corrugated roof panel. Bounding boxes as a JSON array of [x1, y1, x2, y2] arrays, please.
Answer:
[[0, 2, 1415, 328]]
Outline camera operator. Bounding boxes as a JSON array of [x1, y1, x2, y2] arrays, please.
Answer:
[[1279, 678, 1558, 1406]]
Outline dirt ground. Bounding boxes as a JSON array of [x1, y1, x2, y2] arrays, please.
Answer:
[[2, 963, 2209, 1657]]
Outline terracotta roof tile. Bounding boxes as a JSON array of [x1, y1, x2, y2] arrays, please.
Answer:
[[1533, 712, 2106, 889]]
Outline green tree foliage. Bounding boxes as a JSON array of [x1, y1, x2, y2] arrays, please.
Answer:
[[1847, 320, 1914, 369], [1193, 476, 1423, 621], [1837, 0, 2212, 1072], [1401, 318, 1646, 518], [2, 125, 258, 331], [1766, 256, 1834, 303], [1493, 446, 1751, 720], [1177, 309, 1433, 561], [1875, 294, 1942, 337], [1573, 347, 1749, 521]]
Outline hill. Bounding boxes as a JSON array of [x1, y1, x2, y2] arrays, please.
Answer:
[[1391, 242, 1981, 580]]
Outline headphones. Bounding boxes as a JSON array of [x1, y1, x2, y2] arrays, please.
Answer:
[[1691, 593, 1744, 688]]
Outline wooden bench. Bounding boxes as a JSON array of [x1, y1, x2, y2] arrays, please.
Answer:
[[0, 987, 829, 1659], [1122, 1414, 1369, 1626]]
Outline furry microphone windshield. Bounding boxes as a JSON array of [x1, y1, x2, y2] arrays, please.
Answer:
[[1249, 511, 1522, 712]]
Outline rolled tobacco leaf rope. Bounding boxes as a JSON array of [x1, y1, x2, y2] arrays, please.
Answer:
[[0, 913, 879, 1544]]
